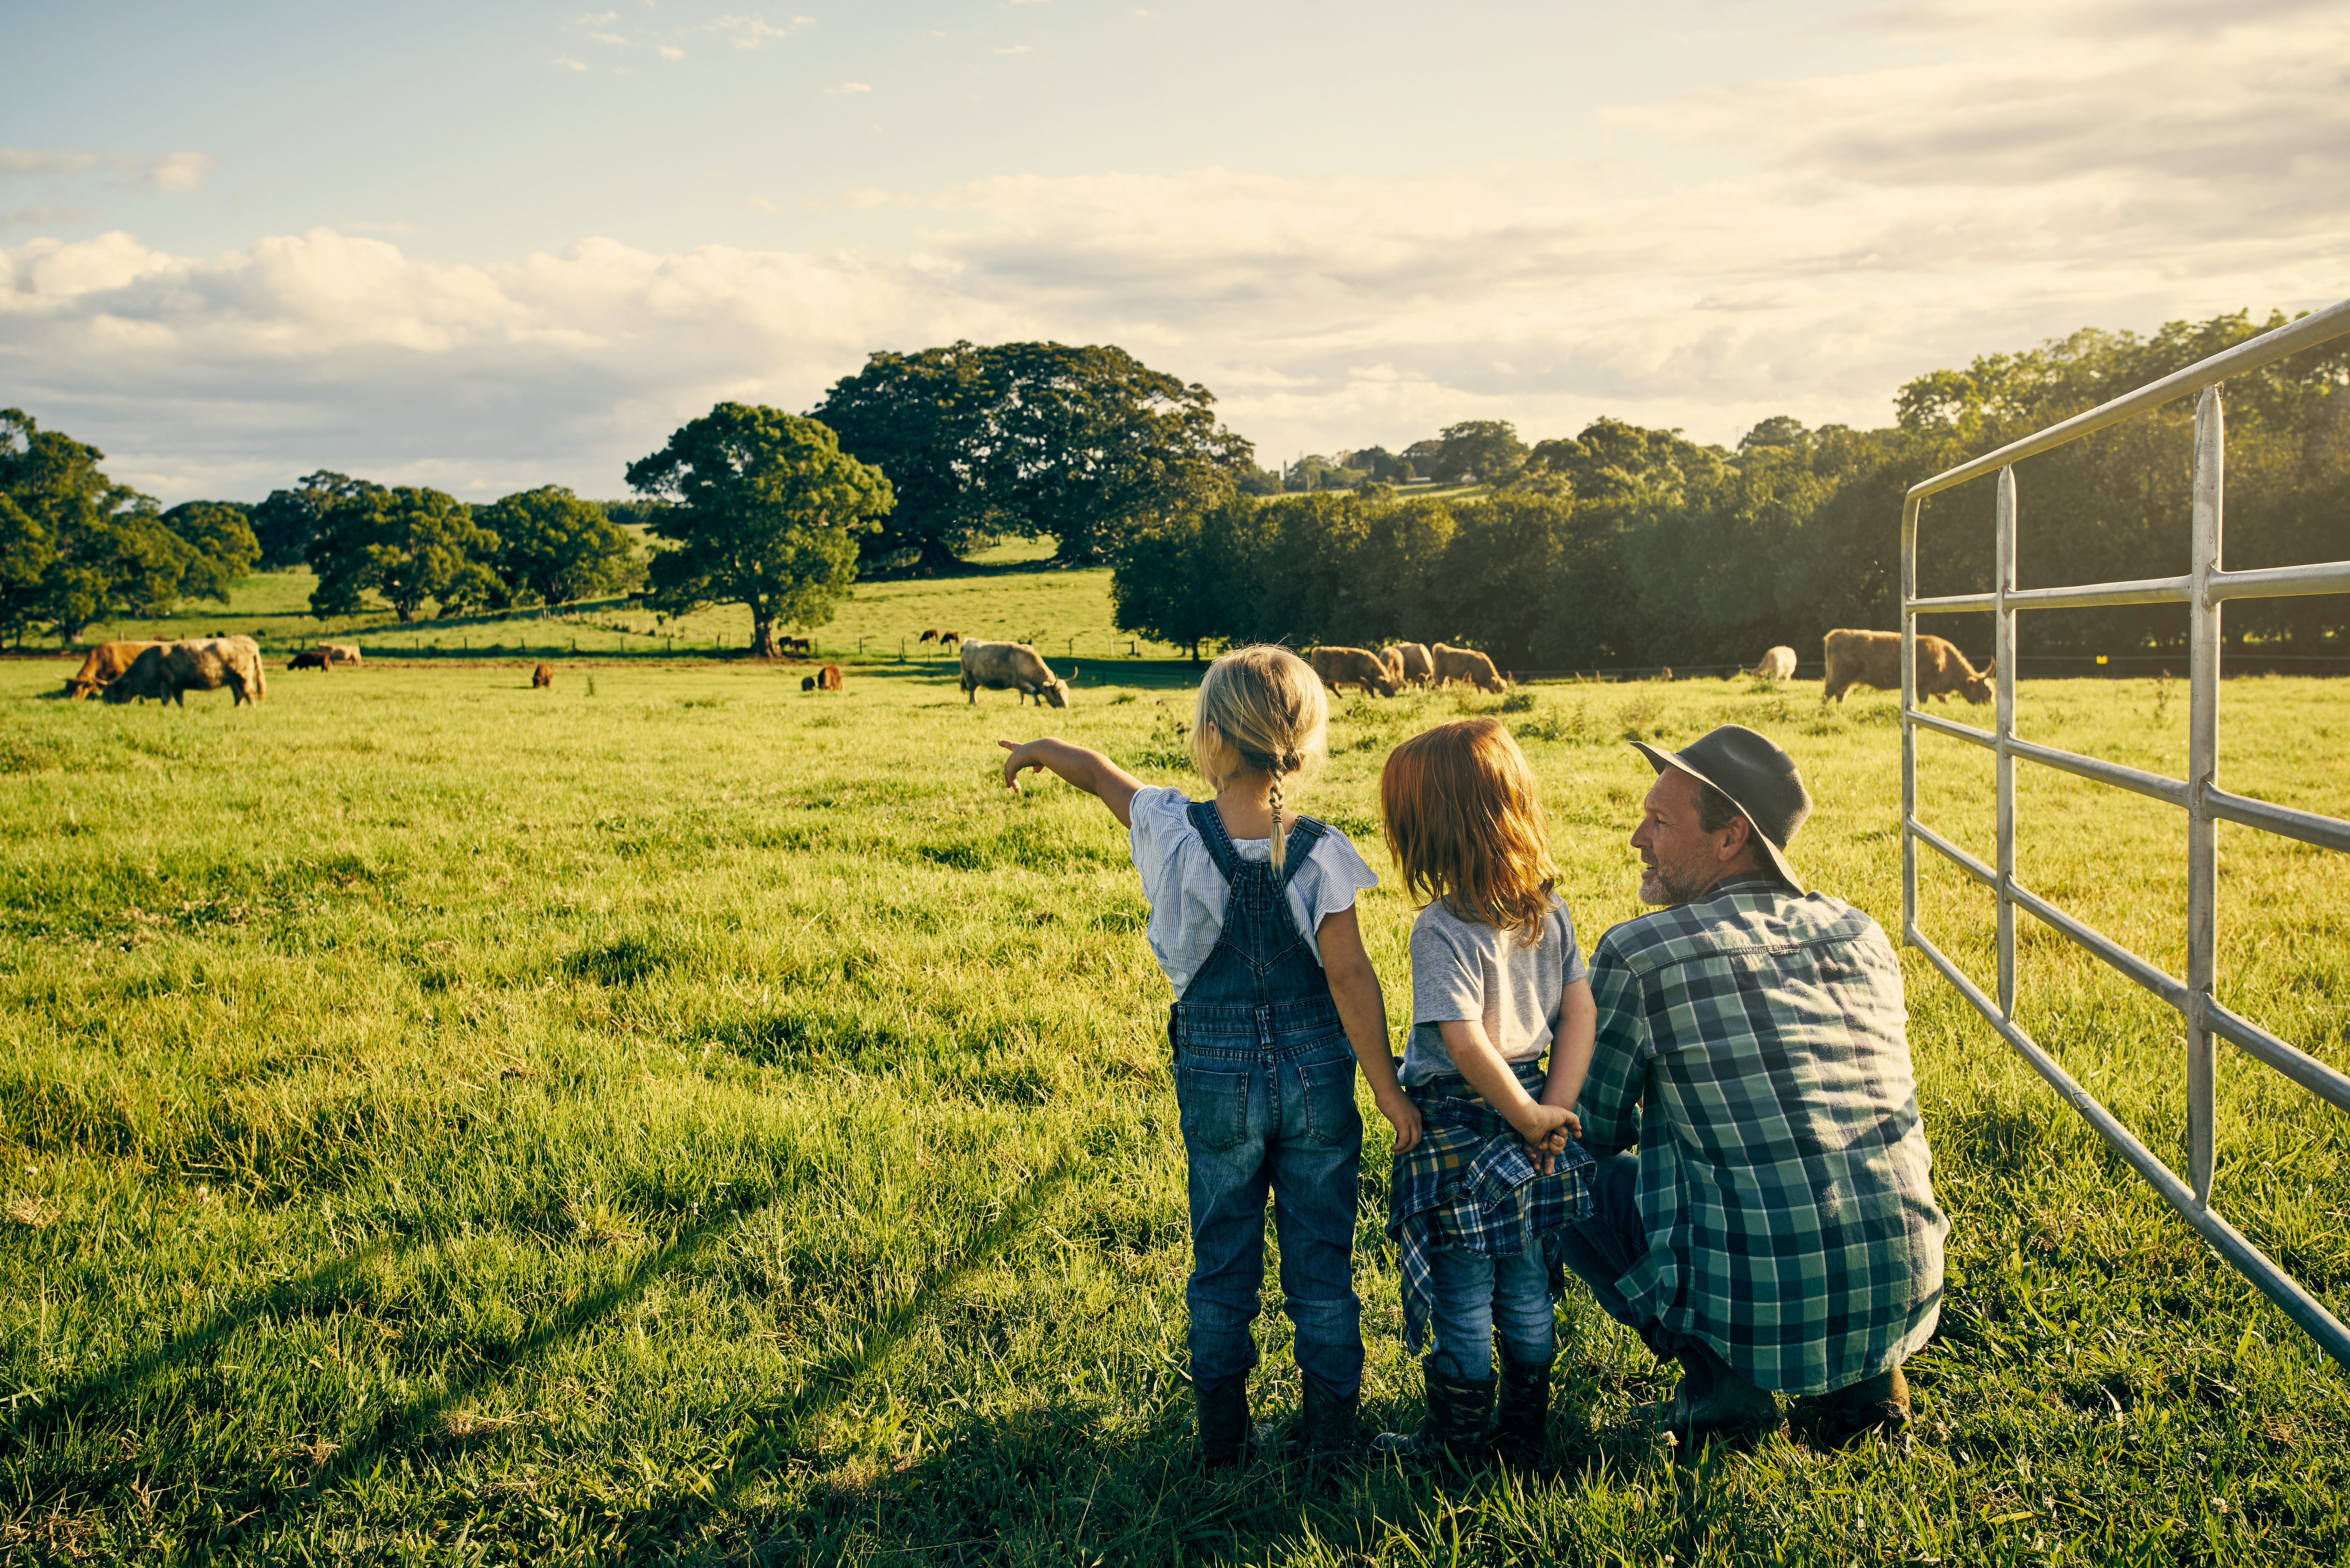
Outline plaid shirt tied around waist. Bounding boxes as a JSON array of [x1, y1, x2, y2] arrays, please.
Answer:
[[1578, 875, 1948, 1395], [1385, 1063, 1596, 1356]]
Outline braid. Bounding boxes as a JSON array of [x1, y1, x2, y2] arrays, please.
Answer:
[[1267, 770, 1287, 875]]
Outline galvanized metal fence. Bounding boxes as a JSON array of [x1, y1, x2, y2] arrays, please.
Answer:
[[1899, 298, 2350, 1368]]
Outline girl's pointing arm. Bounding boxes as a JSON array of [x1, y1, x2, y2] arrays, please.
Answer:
[[998, 738, 1144, 828]]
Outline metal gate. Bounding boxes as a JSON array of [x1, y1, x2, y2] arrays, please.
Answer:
[[1898, 299, 2350, 1366]]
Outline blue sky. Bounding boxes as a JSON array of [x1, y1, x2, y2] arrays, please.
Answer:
[[4, 0, 2344, 501]]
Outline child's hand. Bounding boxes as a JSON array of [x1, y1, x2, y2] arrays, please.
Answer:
[[998, 739, 1050, 793], [1509, 1101, 1572, 1157], [1377, 1093, 1423, 1153]]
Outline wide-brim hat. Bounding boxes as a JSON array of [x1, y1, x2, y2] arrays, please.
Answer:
[[1629, 724, 1811, 891]]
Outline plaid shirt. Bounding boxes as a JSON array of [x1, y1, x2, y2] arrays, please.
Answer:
[[1386, 1067, 1596, 1356], [1578, 875, 1947, 1394]]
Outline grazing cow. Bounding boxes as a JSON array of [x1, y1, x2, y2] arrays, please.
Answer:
[[918, 629, 940, 644], [818, 664, 843, 691], [1382, 642, 1435, 687], [104, 638, 267, 707], [1308, 645, 1401, 698], [960, 639, 1068, 707], [1822, 628, 1993, 705], [801, 675, 817, 691], [63, 640, 164, 700], [320, 643, 362, 665], [1431, 643, 1509, 693], [1750, 645, 1798, 682], [778, 636, 812, 657], [288, 649, 332, 671], [532, 664, 554, 688], [937, 630, 961, 649]]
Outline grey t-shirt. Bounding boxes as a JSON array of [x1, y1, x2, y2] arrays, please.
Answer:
[[1402, 893, 1586, 1086]]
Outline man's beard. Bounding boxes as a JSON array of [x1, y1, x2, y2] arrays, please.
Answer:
[[1639, 859, 1714, 906]]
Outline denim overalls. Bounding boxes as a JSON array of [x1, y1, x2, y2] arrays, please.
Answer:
[[1170, 800, 1365, 1398]]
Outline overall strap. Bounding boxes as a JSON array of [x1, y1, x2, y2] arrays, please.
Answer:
[[1277, 816, 1328, 894], [1186, 799, 1248, 884]]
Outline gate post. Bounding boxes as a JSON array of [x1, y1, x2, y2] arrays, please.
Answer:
[[2187, 385, 2224, 1207], [1994, 466, 2018, 1019]]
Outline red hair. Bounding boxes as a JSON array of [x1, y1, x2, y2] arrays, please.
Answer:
[[1378, 718, 1557, 937]]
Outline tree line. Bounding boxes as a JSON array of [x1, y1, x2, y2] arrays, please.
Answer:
[[1112, 310, 2350, 669]]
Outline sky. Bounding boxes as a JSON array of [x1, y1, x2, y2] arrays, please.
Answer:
[[2, 0, 2345, 504]]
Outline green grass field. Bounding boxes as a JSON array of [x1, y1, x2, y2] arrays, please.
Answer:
[[2, 645, 2346, 1565]]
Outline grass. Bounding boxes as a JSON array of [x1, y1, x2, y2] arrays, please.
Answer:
[[0, 660, 2345, 1565]]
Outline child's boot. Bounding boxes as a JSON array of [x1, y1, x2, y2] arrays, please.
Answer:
[[1197, 1372, 1252, 1469], [1299, 1373, 1359, 1459], [1371, 1358, 1494, 1465], [1488, 1350, 1552, 1468]]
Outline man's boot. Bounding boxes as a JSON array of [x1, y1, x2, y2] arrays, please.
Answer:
[[1299, 1373, 1360, 1460], [1632, 1343, 1780, 1449], [1488, 1350, 1553, 1468], [1371, 1358, 1495, 1467], [1197, 1372, 1251, 1470], [1806, 1366, 1910, 1448]]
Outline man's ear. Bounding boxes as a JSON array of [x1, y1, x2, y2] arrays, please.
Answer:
[[1715, 811, 1752, 863]]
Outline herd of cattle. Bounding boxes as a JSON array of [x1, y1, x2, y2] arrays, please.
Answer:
[[54, 626, 1995, 713]]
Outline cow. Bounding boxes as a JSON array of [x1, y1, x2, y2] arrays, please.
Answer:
[[918, 629, 940, 644], [288, 650, 332, 671], [63, 640, 164, 700], [1382, 642, 1435, 687], [532, 664, 554, 689], [937, 630, 961, 649], [320, 644, 362, 665], [1750, 645, 1798, 682], [818, 664, 843, 691], [1822, 628, 1992, 705], [1431, 643, 1509, 693], [960, 639, 1068, 707], [103, 637, 267, 707], [801, 675, 817, 691], [1308, 645, 1400, 698]]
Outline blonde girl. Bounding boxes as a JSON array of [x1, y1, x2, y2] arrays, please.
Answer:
[[999, 645, 1417, 1467], [1370, 716, 1596, 1468]]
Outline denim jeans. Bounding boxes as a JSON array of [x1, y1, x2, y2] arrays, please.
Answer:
[[1426, 1243, 1555, 1380], [1175, 1023, 1365, 1396], [1554, 1151, 1737, 1385]]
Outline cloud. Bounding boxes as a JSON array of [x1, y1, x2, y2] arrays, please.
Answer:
[[706, 13, 813, 50], [4, 0, 2342, 497], [343, 221, 419, 234], [553, 54, 590, 70], [658, 44, 685, 59], [2, 205, 102, 231], [0, 150, 106, 178], [833, 81, 872, 93], [994, 44, 1034, 53], [146, 153, 215, 194], [2, 148, 217, 194]]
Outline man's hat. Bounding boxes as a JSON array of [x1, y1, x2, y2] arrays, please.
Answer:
[[1629, 724, 1811, 891]]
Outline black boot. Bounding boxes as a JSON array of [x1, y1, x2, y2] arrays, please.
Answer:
[[1300, 1373, 1360, 1459], [1197, 1373, 1251, 1470], [1371, 1359, 1495, 1466], [1488, 1350, 1553, 1468]]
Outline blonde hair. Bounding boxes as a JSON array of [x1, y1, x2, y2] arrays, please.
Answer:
[[1190, 645, 1328, 873], [1380, 717, 1557, 938]]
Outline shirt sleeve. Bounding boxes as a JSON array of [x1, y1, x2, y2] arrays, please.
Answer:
[[1292, 826, 1380, 949], [1127, 785, 1193, 890], [1409, 912, 1486, 1026], [1554, 901, 1588, 988], [1575, 936, 1649, 1157]]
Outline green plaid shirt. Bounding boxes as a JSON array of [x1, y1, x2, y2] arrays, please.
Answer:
[[1578, 875, 1947, 1394]]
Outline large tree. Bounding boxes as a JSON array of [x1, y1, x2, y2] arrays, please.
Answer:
[[625, 403, 893, 659], [813, 340, 1253, 568], [251, 471, 373, 569], [161, 500, 261, 603], [481, 485, 643, 606], [307, 484, 502, 622], [1430, 420, 1529, 485]]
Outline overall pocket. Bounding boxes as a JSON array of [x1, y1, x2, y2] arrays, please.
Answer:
[[1295, 1050, 1363, 1147], [1175, 1064, 1252, 1152]]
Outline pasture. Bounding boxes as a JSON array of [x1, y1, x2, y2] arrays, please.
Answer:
[[1, 655, 2345, 1566]]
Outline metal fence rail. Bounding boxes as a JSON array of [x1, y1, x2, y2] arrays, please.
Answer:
[[1898, 298, 2350, 1368]]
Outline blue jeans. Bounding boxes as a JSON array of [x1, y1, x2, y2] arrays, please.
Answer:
[[1175, 1027, 1365, 1396], [1554, 1151, 1734, 1387], [1427, 1244, 1555, 1380]]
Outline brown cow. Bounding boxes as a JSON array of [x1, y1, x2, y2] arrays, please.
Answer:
[[960, 639, 1067, 706], [1822, 629, 1992, 705], [319, 643, 362, 665], [937, 630, 961, 649], [288, 649, 332, 671], [104, 638, 267, 707], [818, 664, 843, 691], [531, 664, 554, 688], [1383, 642, 1435, 687], [1431, 643, 1509, 693], [64, 640, 164, 700], [918, 629, 940, 644], [1308, 646, 1400, 698]]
